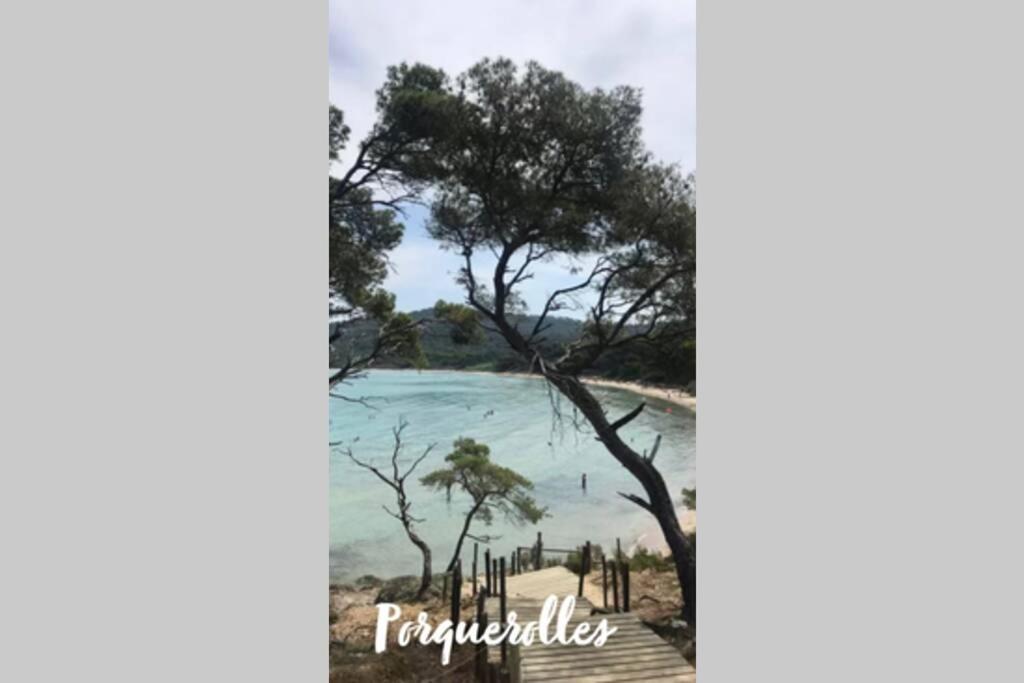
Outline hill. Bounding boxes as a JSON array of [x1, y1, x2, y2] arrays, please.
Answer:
[[330, 309, 695, 386], [330, 308, 583, 372]]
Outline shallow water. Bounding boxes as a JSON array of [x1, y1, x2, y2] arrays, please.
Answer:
[[329, 370, 695, 582]]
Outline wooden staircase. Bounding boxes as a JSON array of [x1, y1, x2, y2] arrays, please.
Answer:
[[482, 567, 696, 682]]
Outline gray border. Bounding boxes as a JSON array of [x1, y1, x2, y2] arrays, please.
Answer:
[[3, 1, 1023, 681], [0, 1, 325, 680], [699, 1, 1023, 680]]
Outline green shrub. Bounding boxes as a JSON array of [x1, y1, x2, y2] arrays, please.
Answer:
[[629, 546, 674, 573], [566, 550, 583, 575], [566, 544, 604, 575]]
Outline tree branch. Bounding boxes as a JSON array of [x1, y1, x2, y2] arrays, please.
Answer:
[[618, 491, 654, 513], [328, 393, 384, 410], [644, 434, 662, 464], [610, 402, 646, 431]]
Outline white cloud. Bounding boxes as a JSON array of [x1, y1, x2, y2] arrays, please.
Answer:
[[329, 0, 695, 170], [331, 0, 695, 316]]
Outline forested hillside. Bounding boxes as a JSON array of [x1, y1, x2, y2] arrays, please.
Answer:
[[330, 308, 695, 387]]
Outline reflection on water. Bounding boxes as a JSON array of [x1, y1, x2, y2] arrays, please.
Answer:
[[329, 370, 695, 582]]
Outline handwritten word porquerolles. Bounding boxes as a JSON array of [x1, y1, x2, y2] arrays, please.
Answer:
[[374, 595, 618, 665]]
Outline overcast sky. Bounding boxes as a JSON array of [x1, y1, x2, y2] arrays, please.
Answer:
[[329, 0, 695, 316]]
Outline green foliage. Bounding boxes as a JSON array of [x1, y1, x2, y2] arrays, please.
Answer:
[[331, 58, 696, 387], [566, 544, 604, 575], [423, 57, 648, 257], [420, 438, 546, 527], [375, 57, 696, 380], [329, 66, 458, 381], [433, 300, 484, 344], [328, 193, 403, 321], [332, 307, 582, 372], [681, 488, 696, 511], [332, 304, 695, 386], [329, 106, 349, 161], [628, 546, 674, 573]]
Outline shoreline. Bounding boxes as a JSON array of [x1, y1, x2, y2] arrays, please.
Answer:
[[359, 366, 696, 563], [389, 367, 697, 411], [630, 506, 697, 556], [389, 367, 697, 554]]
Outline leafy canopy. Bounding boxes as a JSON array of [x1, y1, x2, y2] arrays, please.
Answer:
[[400, 57, 695, 375], [420, 438, 546, 526], [329, 64, 459, 381]]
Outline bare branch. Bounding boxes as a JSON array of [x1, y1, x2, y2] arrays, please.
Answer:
[[465, 532, 497, 543], [618, 491, 654, 513], [328, 393, 384, 410], [403, 443, 436, 482], [644, 434, 663, 464], [346, 450, 400, 493], [610, 402, 646, 431], [527, 257, 611, 343]]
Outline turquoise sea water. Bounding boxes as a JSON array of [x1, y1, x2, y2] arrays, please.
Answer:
[[329, 370, 695, 582]]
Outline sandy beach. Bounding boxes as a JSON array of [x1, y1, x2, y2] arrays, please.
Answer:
[[631, 506, 696, 555], [410, 367, 696, 411], [579, 376, 696, 411]]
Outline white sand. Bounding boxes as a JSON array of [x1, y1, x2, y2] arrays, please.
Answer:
[[630, 508, 697, 555], [411, 368, 696, 411]]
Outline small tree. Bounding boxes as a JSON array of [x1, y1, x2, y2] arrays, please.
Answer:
[[343, 420, 436, 600], [420, 438, 546, 572]]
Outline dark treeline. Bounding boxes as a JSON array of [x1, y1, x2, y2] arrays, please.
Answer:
[[330, 308, 695, 389]]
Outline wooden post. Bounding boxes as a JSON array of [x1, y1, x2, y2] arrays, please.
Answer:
[[616, 537, 622, 562], [451, 559, 462, 625], [536, 531, 543, 569], [499, 557, 508, 666], [485, 549, 492, 596], [492, 559, 498, 594], [621, 559, 630, 613], [475, 591, 488, 682], [577, 545, 585, 597], [611, 561, 619, 613], [508, 642, 521, 683], [601, 554, 608, 609], [585, 541, 592, 574], [473, 543, 479, 597]]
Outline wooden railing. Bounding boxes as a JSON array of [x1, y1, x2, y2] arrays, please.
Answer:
[[437, 530, 636, 682]]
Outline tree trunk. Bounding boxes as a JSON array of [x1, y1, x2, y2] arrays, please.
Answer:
[[549, 373, 697, 629], [406, 526, 433, 601], [447, 499, 485, 573]]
